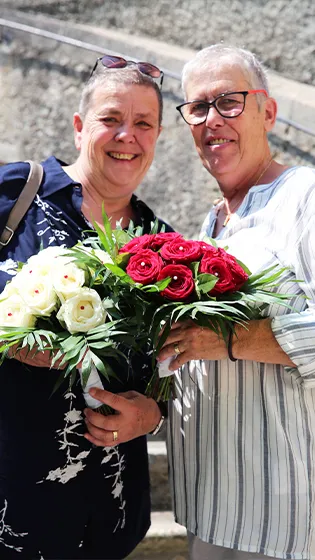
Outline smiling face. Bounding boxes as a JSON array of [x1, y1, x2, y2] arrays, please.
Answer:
[[73, 82, 161, 200], [184, 62, 276, 186]]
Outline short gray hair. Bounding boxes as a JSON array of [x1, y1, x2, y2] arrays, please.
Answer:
[[79, 65, 163, 125], [182, 44, 269, 101]]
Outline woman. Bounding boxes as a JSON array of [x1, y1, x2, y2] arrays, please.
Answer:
[[0, 58, 171, 559], [157, 45, 315, 560]]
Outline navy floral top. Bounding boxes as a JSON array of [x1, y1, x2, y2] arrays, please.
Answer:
[[0, 156, 172, 560]]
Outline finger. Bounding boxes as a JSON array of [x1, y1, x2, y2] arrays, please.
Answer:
[[88, 388, 132, 413], [84, 408, 122, 431], [84, 422, 120, 447], [158, 340, 187, 362], [168, 350, 190, 370]]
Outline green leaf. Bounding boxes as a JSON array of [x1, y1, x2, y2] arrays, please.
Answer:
[[80, 350, 92, 389]]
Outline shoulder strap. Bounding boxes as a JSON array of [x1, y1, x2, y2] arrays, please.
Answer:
[[0, 160, 44, 250]]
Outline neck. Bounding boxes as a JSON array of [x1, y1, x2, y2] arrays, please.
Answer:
[[214, 157, 288, 232], [63, 162, 135, 229], [218, 155, 276, 202]]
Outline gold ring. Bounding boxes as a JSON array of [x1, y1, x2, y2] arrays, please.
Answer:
[[174, 344, 181, 355], [112, 430, 118, 442]]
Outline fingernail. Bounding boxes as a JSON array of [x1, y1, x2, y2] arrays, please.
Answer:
[[89, 388, 96, 397]]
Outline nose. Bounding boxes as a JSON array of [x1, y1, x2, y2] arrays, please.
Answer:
[[114, 123, 136, 143], [205, 105, 225, 129]]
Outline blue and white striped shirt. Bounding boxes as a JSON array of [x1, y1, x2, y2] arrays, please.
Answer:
[[168, 166, 315, 559]]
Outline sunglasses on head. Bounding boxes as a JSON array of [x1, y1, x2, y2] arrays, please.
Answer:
[[90, 54, 164, 88]]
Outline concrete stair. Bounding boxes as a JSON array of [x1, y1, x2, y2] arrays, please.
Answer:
[[127, 432, 188, 560]]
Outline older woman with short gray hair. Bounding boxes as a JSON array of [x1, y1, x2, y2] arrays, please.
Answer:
[[159, 44, 315, 560]]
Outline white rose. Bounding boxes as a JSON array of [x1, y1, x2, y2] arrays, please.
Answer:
[[27, 246, 68, 266], [0, 295, 36, 328], [0, 281, 20, 300], [19, 277, 58, 316], [52, 262, 86, 301], [57, 288, 106, 333], [24, 247, 71, 278]]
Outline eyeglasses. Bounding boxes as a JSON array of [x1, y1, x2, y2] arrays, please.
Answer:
[[176, 90, 268, 125], [90, 54, 164, 88]]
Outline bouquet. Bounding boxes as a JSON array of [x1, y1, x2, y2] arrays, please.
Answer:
[[75, 216, 290, 402], [0, 210, 289, 408], [0, 244, 137, 411]]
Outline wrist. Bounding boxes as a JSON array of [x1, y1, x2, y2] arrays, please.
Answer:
[[150, 401, 167, 436], [227, 329, 237, 362]]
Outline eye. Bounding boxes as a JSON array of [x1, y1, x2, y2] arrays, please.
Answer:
[[101, 116, 119, 124], [136, 120, 152, 129], [190, 102, 208, 116]]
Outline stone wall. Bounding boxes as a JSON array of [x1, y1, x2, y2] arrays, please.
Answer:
[[4, 0, 315, 86], [0, 7, 314, 237]]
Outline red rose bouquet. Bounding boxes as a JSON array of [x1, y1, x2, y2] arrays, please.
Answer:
[[81, 214, 288, 402]]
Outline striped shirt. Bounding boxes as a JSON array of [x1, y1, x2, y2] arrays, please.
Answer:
[[168, 166, 315, 559]]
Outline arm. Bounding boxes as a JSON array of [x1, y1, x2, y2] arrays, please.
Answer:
[[157, 318, 294, 370]]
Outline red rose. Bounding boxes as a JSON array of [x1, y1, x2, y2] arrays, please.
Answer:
[[147, 232, 184, 251], [126, 249, 163, 284], [158, 264, 195, 301], [119, 234, 152, 254], [200, 250, 248, 295], [160, 239, 201, 264], [197, 240, 218, 256]]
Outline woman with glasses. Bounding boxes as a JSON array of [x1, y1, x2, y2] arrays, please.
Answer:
[[0, 57, 171, 559], [157, 45, 315, 560]]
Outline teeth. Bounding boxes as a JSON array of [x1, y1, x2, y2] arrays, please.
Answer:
[[108, 152, 136, 160], [209, 138, 230, 145]]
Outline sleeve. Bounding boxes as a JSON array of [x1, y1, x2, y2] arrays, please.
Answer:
[[271, 177, 315, 386], [0, 161, 31, 237]]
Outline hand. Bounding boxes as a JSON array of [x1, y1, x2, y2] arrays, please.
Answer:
[[158, 320, 228, 370], [84, 388, 162, 447]]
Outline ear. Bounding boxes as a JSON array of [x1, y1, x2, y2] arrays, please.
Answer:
[[264, 97, 277, 132], [73, 112, 84, 151], [157, 125, 163, 138]]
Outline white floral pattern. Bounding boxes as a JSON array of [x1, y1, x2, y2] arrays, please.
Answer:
[[0, 499, 28, 552], [37, 392, 90, 485], [102, 447, 126, 531], [37, 390, 127, 532], [0, 259, 18, 276], [34, 196, 69, 245]]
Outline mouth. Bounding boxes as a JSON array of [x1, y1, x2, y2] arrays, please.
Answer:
[[206, 138, 233, 146], [107, 152, 138, 161]]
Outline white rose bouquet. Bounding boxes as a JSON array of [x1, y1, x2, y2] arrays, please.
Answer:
[[0, 243, 137, 411]]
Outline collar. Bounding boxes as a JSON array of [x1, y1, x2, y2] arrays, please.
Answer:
[[40, 156, 81, 198]]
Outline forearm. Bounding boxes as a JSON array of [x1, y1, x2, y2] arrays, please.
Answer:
[[232, 318, 295, 367]]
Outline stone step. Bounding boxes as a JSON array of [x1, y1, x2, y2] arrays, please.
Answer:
[[127, 512, 188, 560], [147, 438, 172, 512]]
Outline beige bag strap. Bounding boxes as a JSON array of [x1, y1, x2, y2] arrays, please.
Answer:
[[0, 160, 44, 250]]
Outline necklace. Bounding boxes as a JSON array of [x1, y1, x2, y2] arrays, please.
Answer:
[[222, 157, 273, 227]]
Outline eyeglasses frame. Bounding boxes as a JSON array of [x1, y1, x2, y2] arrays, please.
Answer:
[[176, 89, 268, 125], [90, 55, 164, 88]]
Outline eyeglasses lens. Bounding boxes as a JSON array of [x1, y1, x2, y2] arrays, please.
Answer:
[[137, 62, 161, 79], [182, 93, 246, 124], [100, 56, 162, 80], [216, 93, 245, 117], [100, 55, 127, 69]]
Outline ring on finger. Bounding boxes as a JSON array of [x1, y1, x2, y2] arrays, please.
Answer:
[[112, 430, 118, 442], [174, 343, 181, 355]]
